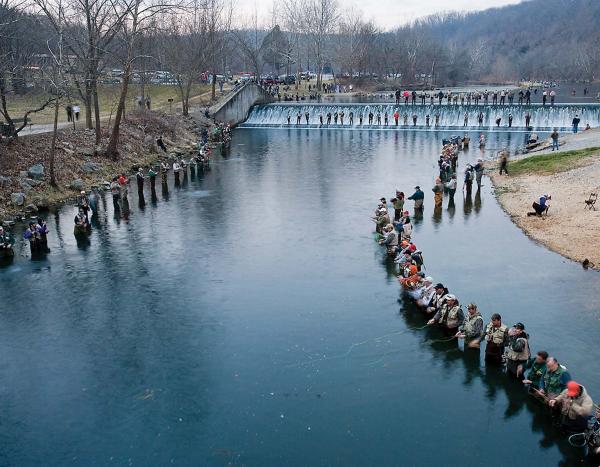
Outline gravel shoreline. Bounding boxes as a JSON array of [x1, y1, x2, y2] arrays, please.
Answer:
[[489, 129, 600, 268]]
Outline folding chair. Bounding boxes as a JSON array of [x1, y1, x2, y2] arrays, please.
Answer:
[[585, 193, 597, 211]]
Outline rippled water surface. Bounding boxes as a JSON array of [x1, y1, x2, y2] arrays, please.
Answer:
[[1, 128, 599, 466]]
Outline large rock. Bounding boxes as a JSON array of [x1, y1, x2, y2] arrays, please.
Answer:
[[11, 192, 25, 206], [25, 203, 38, 213], [82, 161, 102, 173], [19, 179, 32, 192], [80, 147, 95, 157], [70, 179, 84, 191], [0, 176, 11, 188], [28, 164, 45, 180]]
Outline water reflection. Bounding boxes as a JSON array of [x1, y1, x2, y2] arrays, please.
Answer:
[[0, 128, 598, 466]]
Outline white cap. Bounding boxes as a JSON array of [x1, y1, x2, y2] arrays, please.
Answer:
[[446, 294, 456, 300]]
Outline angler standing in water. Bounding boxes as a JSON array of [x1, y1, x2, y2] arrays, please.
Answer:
[[394, 110, 399, 126], [484, 313, 508, 364], [305, 111, 310, 125], [340, 110, 345, 125], [525, 112, 531, 128], [403, 113, 409, 126], [456, 303, 484, 349], [136, 168, 145, 196], [508, 114, 513, 127], [368, 112, 374, 125], [349, 111, 354, 125], [408, 186, 425, 210], [464, 112, 469, 126], [412, 114, 417, 126]]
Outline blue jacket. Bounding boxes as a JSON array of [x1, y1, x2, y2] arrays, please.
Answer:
[[408, 190, 424, 200]]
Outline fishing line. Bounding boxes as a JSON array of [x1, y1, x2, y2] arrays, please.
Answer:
[[285, 324, 430, 369]]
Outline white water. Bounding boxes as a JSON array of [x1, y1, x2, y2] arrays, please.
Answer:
[[242, 103, 600, 130]]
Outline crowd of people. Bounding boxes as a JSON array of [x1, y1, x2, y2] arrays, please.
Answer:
[[392, 88, 560, 106], [0, 127, 226, 259], [284, 109, 585, 130], [369, 142, 600, 460]]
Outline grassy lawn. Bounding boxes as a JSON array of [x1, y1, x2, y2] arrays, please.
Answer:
[[3, 83, 212, 125], [509, 147, 600, 176]]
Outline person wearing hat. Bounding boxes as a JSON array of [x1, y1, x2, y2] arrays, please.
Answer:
[[463, 164, 474, 196], [136, 167, 145, 195], [445, 175, 457, 202], [392, 192, 404, 222], [432, 177, 443, 207], [399, 211, 412, 241], [549, 381, 594, 432], [407, 186, 424, 210], [0, 225, 14, 251], [415, 276, 435, 308], [484, 313, 508, 364], [379, 223, 398, 256], [428, 294, 464, 336], [456, 303, 484, 348], [425, 283, 447, 316], [374, 208, 390, 234], [528, 193, 551, 217], [473, 159, 484, 189], [505, 323, 531, 379]]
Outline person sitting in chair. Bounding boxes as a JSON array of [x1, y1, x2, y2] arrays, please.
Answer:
[[528, 193, 551, 216]]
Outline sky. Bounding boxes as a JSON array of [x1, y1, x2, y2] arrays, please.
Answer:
[[238, 0, 525, 30]]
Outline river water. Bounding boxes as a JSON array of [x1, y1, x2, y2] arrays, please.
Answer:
[[1, 127, 599, 466]]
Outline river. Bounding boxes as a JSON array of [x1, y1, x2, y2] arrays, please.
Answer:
[[0, 126, 598, 466]]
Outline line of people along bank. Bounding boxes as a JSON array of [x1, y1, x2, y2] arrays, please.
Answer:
[[286, 109, 587, 130], [370, 188, 600, 459]]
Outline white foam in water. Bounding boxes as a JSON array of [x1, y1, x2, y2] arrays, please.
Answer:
[[243, 103, 600, 130], [189, 190, 212, 198]]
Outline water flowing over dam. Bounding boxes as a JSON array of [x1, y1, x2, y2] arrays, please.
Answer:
[[241, 102, 600, 130]]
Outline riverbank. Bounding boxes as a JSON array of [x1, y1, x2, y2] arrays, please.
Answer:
[[489, 135, 600, 266], [0, 110, 210, 222]]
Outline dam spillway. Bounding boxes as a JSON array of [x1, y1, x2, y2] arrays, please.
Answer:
[[240, 102, 600, 131]]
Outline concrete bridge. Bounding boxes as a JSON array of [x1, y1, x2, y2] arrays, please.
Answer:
[[210, 82, 274, 126]]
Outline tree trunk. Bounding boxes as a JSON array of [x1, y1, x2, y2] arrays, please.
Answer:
[[84, 81, 93, 129], [92, 78, 101, 145], [49, 96, 60, 187], [106, 63, 131, 160]]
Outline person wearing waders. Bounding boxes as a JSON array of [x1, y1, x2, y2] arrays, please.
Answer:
[[136, 168, 145, 196], [412, 114, 417, 126], [148, 167, 157, 191], [394, 110, 399, 126], [456, 303, 484, 349], [463, 164, 474, 196], [484, 313, 508, 365], [473, 159, 484, 188], [408, 186, 425, 210]]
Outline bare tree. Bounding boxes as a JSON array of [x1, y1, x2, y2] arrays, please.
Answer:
[[304, 0, 338, 90], [0, 0, 57, 140], [105, 0, 180, 159]]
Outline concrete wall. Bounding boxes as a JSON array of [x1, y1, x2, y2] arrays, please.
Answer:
[[211, 83, 274, 126]]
